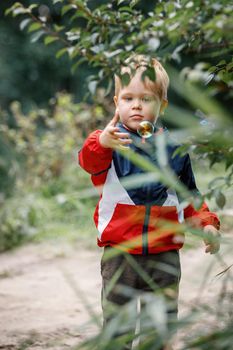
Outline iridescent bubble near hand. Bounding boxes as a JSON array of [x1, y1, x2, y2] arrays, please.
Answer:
[[137, 121, 155, 138]]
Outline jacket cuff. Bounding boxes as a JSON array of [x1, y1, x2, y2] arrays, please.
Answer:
[[201, 214, 220, 230], [96, 131, 113, 155]]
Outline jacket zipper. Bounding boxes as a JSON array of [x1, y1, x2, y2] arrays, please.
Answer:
[[142, 204, 151, 255]]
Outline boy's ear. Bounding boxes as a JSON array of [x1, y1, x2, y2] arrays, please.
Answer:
[[160, 99, 168, 115], [113, 95, 118, 107]]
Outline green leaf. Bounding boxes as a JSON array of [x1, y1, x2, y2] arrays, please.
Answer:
[[20, 18, 31, 31], [141, 17, 156, 30], [156, 133, 168, 168], [226, 62, 233, 70], [104, 49, 123, 58], [193, 195, 204, 210], [70, 48, 80, 59], [56, 48, 68, 59], [67, 47, 75, 57], [71, 57, 87, 74], [141, 67, 156, 82], [54, 24, 65, 32], [28, 4, 38, 11], [104, 79, 113, 97], [5, 8, 12, 16], [13, 7, 28, 17], [118, 0, 126, 5], [148, 37, 160, 51], [61, 4, 76, 16], [208, 66, 217, 73], [215, 189, 226, 209], [172, 145, 189, 158], [129, 0, 140, 8], [28, 22, 42, 33], [216, 59, 226, 66], [44, 36, 59, 45], [76, 0, 88, 7], [119, 6, 134, 13], [225, 156, 233, 170], [31, 30, 45, 43], [120, 72, 131, 87], [5, 2, 25, 16], [88, 80, 98, 95]]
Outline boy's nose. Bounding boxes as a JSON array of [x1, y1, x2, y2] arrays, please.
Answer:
[[132, 99, 142, 109]]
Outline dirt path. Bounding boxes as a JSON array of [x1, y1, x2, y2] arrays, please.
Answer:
[[0, 237, 232, 349]]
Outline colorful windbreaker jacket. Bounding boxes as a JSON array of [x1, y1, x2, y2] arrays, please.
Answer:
[[78, 123, 220, 255]]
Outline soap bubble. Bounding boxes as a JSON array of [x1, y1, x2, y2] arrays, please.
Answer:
[[137, 121, 154, 138]]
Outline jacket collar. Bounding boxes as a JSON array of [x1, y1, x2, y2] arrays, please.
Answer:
[[118, 122, 166, 138]]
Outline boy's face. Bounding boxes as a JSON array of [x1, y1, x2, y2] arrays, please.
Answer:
[[114, 71, 164, 132]]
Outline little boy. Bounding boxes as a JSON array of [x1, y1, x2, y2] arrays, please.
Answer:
[[78, 55, 220, 349]]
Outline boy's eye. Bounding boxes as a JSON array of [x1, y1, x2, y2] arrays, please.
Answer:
[[122, 96, 154, 102], [142, 96, 152, 102]]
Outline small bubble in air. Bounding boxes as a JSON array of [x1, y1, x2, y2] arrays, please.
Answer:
[[137, 121, 154, 138]]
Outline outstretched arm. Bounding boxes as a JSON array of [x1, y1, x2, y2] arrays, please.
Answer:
[[181, 154, 220, 254], [203, 225, 221, 254], [99, 110, 132, 149], [78, 110, 132, 175]]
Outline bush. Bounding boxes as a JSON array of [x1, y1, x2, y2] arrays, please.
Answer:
[[0, 193, 43, 252], [0, 92, 105, 251]]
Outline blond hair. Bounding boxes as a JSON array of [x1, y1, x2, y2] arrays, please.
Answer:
[[114, 54, 169, 101]]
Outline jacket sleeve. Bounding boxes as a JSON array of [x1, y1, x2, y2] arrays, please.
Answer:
[[180, 154, 220, 229], [78, 130, 113, 175]]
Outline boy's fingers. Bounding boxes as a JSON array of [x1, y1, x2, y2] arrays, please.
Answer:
[[118, 138, 132, 145], [109, 126, 120, 135], [112, 138, 132, 145], [109, 110, 120, 126], [114, 132, 131, 139], [205, 243, 220, 254], [111, 138, 132, 149]]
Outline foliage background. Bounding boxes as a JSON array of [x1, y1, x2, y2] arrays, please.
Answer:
[[1, 0, 232, 250], [0, 1, 233, 348]]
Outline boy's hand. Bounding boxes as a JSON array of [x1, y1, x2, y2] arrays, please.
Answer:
[[99, 110, 132, 149], [203, 225, 220, 254]]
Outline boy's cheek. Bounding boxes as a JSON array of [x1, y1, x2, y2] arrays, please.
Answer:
[[152, 102, 161, 116]]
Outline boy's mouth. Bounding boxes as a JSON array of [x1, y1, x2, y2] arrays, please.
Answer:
[[130, 114, 144, 119]]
